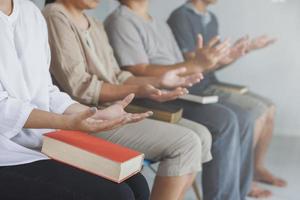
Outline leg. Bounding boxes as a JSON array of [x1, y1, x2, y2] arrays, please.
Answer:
[[96, 119, 203, 200], [219, 101, 255, 199], [219, 91, 273, 198], [177, 173, 198, 200], [177, 118, 213, 164], [151, 173, 196, 200], [0, 160, 148, 200], [172, 100, 242, 200], [254, 106, 287, 187]]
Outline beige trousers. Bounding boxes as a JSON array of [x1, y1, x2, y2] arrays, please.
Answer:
[[96, 118, 212, 177]]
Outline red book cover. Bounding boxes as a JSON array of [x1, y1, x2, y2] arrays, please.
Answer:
[[42, 130, 144, 183], [45, 130, 141, 162]]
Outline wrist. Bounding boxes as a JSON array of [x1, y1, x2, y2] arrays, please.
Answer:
[[134, 85, 145, 98], [187, 59, 206, 73], [56, 114, 72, 130]]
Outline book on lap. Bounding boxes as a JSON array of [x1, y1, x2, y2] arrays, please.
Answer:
[[211, 82, 249, 94], [42, 130, 144, 183], [125, 99, 183, 123], [178, 94, 219, 104]]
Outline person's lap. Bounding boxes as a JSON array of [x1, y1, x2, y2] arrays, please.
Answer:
[[97, 118, 204, 177], [0, 160, 149, 200], [207, 85, 274, 120]]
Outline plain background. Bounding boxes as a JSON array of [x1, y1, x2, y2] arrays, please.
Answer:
[[34, 0, 300, 137]]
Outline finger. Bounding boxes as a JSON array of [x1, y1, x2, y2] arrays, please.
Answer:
[[267, 38, 277, 45], [93, 116, 127, 132], [183, 74, 202, 87], [207, 35, 221, 48], [214, 38, 231, 52], [150, 87, 162, 96], [216, 49, 231, 61], [118, 93, 135, 108], [129, 112, 154, 123], [78, 107, 97, 121], [171, 67, 187, 75], [197, 34, 204, 49]]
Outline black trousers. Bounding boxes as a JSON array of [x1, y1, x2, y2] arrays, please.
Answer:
[[0, 160, 149, 200]]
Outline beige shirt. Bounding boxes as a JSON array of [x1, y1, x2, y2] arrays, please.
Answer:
[[43, 4, 133, 106]]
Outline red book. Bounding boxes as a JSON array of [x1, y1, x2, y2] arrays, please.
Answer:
[[42, 130, 144, 183]]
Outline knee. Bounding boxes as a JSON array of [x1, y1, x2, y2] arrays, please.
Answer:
[[183, 130, 203, 158], [213, 108, 239, 139], [197, 127, 212, 156]]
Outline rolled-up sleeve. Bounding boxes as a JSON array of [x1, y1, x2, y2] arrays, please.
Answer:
[[0, 84, 35, 139], [45, 14, 103, 106], [48, 84, 77, 114]]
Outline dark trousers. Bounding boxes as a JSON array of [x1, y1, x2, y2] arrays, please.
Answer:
[[170, 99, 254, 200], [0, 160, 149, 200]]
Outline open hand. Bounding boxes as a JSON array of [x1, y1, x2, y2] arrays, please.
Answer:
[[91, 94, 153, 123], [193, 34, 231, 71], [149, 87, 188, 102], [248, 35, 277, 51], [160, 67, 203, 89], [219, 36, 249, 65], [65, 107, 129, 133]]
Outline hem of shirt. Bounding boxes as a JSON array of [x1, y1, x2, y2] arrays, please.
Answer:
[[0, 157, 50, 167]]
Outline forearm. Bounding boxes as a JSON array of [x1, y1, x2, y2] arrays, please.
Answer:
[[124, 76, 161, 88], [63, 103, 89, 115], [24, 109, 69, 130], [99, 83, 140, 103], [124, 62, 201, 77]]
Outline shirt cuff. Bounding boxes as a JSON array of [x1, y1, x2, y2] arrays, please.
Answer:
[[3, 103, 35, 139]]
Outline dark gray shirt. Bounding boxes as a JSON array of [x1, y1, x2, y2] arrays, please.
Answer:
[[168, 3, 219, 94]]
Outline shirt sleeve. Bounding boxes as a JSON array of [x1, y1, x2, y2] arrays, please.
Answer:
[[95, 20, 133, 83], [45, 14, 102, 106], [105, 17, 149, 67], [168, 12, 197, 53], [0, 83, 35, 139]]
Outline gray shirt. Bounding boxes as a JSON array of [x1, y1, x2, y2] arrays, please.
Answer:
[[104, 5, 184, 67], [168, 3, 219, 93]]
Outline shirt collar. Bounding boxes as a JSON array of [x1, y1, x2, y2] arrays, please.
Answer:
[[0, 0, 19, 25], [184, 2, 211, 25]]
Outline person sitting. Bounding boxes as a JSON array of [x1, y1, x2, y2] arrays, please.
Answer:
[[0, 0, 152, 199], [104, 0, 256, 200], [43, 0, 213, 199], [167, 0, 286, 198]]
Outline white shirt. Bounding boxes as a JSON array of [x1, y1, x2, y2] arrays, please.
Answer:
[[0, 0, 75, 166]]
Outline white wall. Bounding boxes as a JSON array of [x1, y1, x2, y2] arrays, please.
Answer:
[[35, 0, 300, 136]]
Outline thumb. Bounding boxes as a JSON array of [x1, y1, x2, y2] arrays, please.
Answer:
[[119, 93, 135, 108], [197, 34, 204, 49], [78, 107, 97, 120], [150, 87, 162, 96], [172, 67, 187, 75]]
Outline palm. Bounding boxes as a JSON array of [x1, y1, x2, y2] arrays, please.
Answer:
[[250, 36, 276, 50], [161, 70, 185, 89], [93, 104, 127, 120], [219, 37, 249, 65]]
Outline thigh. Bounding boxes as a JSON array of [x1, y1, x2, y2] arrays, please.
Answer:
[[170, 99, 238, 139], [96, 118, 196, 162], [0, 160, 146, 200], [217, 88, 272, 120]]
